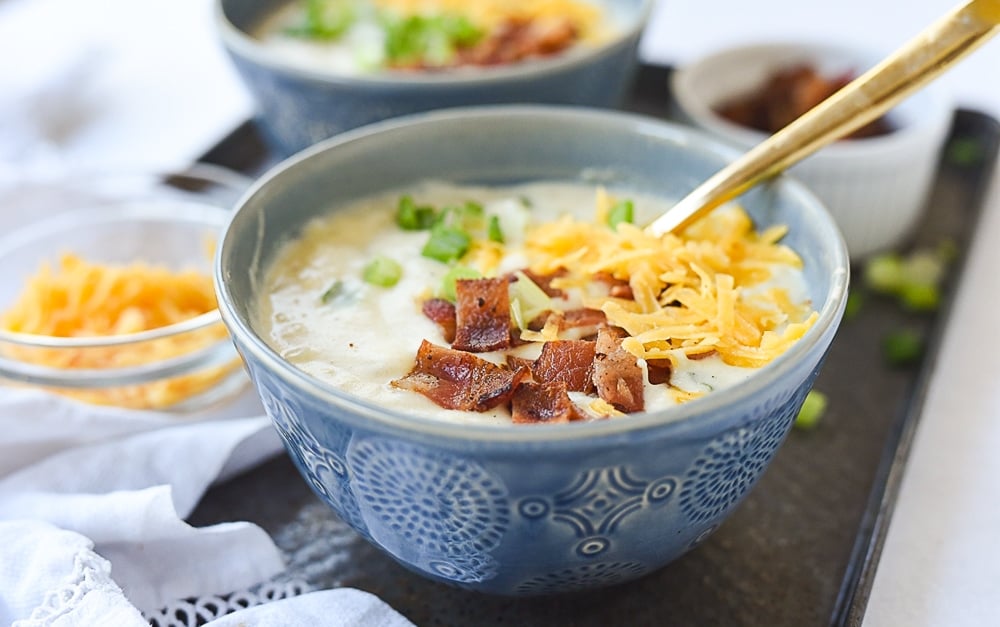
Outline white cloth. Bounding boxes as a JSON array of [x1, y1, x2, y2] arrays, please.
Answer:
[[0, 387, 416, 626], [0, 387, 285, 622], [204, 589, 416, 627]]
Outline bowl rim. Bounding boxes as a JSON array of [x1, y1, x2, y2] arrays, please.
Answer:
[[214, 0, 655, 88], [670, 39, 955, 158], [216, 104, 850, 444], [0, 202, 230, 350]]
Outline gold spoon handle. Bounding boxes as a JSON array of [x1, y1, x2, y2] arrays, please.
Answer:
[[646, 0, 1000, 237]]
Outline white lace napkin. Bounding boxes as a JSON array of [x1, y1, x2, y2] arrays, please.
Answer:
[[0, 387, 414, 626]]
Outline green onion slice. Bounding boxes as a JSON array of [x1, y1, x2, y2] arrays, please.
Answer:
[[396, 195, 437, 230], [422, 225, 471, 263], [607, 200, 635, 229], [320, 280, 345, 304], [289, 0, 357, 40], [794, 390, 828, 430], [487, 215, 504, 243], [362, 255, 403, 287]]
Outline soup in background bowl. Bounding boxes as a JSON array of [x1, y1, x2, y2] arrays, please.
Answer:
[[215, 0, 653, 155], [215, 106, 849, 594]]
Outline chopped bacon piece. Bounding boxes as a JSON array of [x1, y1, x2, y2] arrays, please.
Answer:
[[592, 327, 645, 413], [595, 272, 634, 300], [526, 311, 551, 332], [511, 381, 582, 424], [560, 308, 607, 331], [518, 268, 566, 298], [533, 340, 596, 392], [506, 354, 536, 373], [452, 277, 511, 353], [646, 358, 673, 386], [422, 298, 457, 344], [458, 17, 578, 67], [392, 340, 529, 411]]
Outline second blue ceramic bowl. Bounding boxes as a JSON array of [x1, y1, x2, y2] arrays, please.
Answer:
[[215, 106, 849, 595], [216, 0, 654, 155]]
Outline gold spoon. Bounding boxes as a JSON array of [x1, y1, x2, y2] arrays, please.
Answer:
[[646, 0, 1000, 237]]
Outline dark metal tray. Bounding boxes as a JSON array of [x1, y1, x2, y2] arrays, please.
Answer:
[[191, 64, 1000, 627]]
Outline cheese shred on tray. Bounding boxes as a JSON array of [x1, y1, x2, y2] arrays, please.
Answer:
[[1, 254, 234, 409], [261, 181, 818, 425]]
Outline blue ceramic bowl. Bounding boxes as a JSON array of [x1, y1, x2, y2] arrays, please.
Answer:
[[215, 106, 849, 595], [215, 0, 653, 156]]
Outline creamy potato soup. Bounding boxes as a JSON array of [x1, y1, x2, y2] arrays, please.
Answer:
[[256, 0, 614, 76], [260, 181, 817, 425]]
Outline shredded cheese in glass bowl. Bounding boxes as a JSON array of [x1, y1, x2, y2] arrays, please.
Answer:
[[0, 166, 250, 412]]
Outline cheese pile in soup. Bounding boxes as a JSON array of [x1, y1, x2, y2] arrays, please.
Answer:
[[256, 0, 613, 75], [260, 181, 817, 425]]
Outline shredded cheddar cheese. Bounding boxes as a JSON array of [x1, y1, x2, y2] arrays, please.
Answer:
[[522, 190, 818, 371], [0, 253, 238, 409], [374, 0, 609, 41]]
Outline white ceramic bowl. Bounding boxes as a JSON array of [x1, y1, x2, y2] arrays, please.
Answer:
[[671, 41, 953, 260]]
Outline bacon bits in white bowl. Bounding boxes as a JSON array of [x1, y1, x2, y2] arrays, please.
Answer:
[[671, 41, 953, 260]]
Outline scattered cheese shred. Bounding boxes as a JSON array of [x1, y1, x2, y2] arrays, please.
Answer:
[[0, 253, 238, 409], [524, 191, 817, 370], [588, 397, 624, 418]]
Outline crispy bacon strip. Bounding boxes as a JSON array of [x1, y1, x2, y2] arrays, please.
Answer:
[[422, 298, 457, 344], [511, 381, 582, 424], [593, 327, 645, 413], [506, 354, 536, 373], [533, 340, 595, 392], [452, 277, 511, 353], [560, 308, 607, 331], [392, 340, 529, 411], [646, 358, 673, 386], [458, 17, 578, 67]]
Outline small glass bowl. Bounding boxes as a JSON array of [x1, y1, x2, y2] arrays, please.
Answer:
[[0, 166, 251, 412]]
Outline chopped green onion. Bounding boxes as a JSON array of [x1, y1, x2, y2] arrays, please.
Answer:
[[288, 0, 357, 40], [864, 247, 950, 313], [362, 255, 402, 287], [883, 329, 924, 367], [864, 253, 905, 294], [320, 280, 345, 304], [439, 265, 482, 302], [519, 195, 533, 208], [422, 225, 471, 263], [509, 271, 552, 330], [437, 201, 485, 232], [383, 13, 482, 66], [487, 215, 504, 243], [901, 251, 946, 289], [395, 195, 437, 230], [607, 200, 635, 229], [794, 390, 828, 430], [899, 283, 941, 312]]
